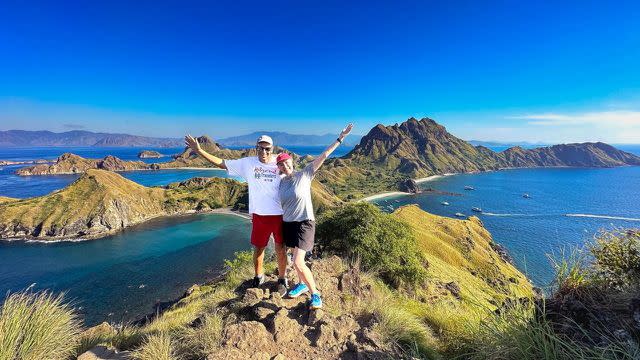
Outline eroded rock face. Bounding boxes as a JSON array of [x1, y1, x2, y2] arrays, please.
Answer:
[[398, 178, 420, 193]]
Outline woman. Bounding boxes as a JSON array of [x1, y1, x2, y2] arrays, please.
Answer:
[[276, 124, 353, 309]]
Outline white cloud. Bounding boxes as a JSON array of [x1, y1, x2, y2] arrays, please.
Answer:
[[508, 111, 640, 127]]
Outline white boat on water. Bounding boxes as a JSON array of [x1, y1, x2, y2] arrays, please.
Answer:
[[441, 201, 450, 206], [464, 186, 475, 190], [455, 212, 466, 218], [472, 207, 482, 212]]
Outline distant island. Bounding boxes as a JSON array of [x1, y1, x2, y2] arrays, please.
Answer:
[[137, 150, 164, 158], [0, 130, 183, 147], [218, 131, 363, 146]]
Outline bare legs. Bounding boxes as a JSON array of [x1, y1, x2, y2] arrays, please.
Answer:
[[253, 246, 266, 276], [292, 247, 318, 294], [253, 242, 288, 280], [275, 242, 287, 280]]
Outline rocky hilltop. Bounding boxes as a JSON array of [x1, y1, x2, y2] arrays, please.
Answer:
[[0, 169, 248, 240], [318, 117, 640, 199]]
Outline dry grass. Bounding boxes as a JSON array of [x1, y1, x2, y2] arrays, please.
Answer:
[[0, 291, 81, 360], [131, 332, 177, 360]]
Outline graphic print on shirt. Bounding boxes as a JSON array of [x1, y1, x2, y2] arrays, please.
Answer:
[[254, 166, 279, 182]]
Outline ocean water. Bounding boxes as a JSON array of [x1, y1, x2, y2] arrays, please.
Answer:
[[0, 213, 251, 326], [373, 166, 640, 287]]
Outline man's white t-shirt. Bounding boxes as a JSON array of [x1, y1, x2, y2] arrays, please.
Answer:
[[225, 157, 283, 216]]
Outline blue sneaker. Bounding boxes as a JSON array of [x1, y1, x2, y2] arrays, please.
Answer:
[[287, 283, 309, 298], [309, 293, 323, 309]]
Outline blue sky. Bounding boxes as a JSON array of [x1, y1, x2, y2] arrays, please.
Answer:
[[1, 1, 639, 143]]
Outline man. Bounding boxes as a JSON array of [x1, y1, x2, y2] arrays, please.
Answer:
[[184, 134, 288, 294]]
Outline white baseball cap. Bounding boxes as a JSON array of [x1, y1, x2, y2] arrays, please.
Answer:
[[256, 135, 273, 145]]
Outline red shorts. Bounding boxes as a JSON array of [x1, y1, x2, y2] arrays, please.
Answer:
[[251, 214, 284, 248]]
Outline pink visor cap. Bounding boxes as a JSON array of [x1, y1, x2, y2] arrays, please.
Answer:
[[276, 153, 292, 164]]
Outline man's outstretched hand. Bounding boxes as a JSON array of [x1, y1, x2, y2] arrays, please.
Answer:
[[184, 135, 201, 153], [339, 123, 354, 140]]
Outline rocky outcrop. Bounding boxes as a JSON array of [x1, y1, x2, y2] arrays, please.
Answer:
[[191, 256, 398, 360], [137, 150, 163, 158], [398, 178, 420, 193]]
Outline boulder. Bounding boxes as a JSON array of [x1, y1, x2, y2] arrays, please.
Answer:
[[77, 346, 130, 360]]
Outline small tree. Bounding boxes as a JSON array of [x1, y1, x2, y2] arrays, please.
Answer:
[[316, 202, 427, 287]]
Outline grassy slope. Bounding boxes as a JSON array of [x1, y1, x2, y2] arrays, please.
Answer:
[[393, 205, 531, 307]]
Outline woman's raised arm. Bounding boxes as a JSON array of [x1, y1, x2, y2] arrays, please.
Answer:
[[312, 124, 353, 173]]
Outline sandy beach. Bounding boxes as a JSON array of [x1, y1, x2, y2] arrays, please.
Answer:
[[359, 191, 411, 202], [361, 173, 458, 202]]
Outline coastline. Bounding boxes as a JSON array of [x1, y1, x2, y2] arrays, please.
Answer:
[[1, 208, 251, 244]]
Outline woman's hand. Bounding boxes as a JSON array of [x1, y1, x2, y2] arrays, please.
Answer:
[[184, 135, 201, 153], [339, 123, 353, 141]]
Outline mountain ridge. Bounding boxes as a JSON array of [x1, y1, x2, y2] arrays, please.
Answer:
[[0, 130, 182, 147]]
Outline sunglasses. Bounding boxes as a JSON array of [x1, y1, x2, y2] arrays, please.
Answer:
[[256, 146, 273, 153]]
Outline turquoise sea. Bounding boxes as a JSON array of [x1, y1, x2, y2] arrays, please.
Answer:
[[0, 145, 639, 325]]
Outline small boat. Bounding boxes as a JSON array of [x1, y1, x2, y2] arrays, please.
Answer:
[[464, 186, 475, 190], [394, 200, 400, 203], [522, 193, 531, 198], [455, 212, 466, 218], [441, 201, 450, 206], [472, 207, 482, 213]]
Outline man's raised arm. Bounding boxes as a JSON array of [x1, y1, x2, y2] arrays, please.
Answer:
[[184, 135, 227, 169]]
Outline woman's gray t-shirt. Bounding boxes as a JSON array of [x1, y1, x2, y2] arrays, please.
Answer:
[[279, 164, 317, 222]]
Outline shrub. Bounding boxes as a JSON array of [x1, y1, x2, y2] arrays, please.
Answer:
[[590, 229, 640, 290], [316, 202, 427, 287], [0, 291, 81, 360]]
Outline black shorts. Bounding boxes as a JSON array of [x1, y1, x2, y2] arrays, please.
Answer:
[[282, 220, 316, 252]]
